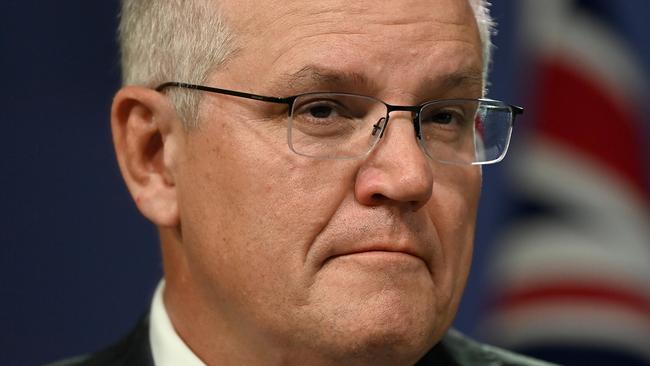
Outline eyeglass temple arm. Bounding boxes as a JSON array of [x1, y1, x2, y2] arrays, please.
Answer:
[[510, 104, 524, 125], [155, 82, 292, 105]]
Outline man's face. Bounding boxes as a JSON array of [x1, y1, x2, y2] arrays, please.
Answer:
[[171, 0, 482, 363]]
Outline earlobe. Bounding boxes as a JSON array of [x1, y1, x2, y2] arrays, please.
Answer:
[[111, 86, 182, 227]]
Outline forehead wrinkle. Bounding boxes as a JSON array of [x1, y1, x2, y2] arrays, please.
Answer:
[[233, 1, 483, 98], [235, 1, 368, 38], [243, 0, 479, 52], [432, 70, 483, 92]]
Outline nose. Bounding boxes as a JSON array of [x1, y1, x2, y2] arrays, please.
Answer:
[[354, 112, 434, 211]]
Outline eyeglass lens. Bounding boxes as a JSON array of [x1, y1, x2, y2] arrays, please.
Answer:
[[288, 93, 514, 164]]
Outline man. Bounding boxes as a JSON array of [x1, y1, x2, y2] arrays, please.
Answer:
[[51, 0, 552, 365]]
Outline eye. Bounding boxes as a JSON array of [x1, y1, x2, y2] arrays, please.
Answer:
[[429, 111, 454, 125], [308, 104, 335, 118], [295, 99, 351, 121], [422, 108, 465, 127]]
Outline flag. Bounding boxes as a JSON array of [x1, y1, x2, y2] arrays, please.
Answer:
[[479, 1, 650, 365]]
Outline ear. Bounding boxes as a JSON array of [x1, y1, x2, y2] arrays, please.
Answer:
[[111, 85, 183, 227]]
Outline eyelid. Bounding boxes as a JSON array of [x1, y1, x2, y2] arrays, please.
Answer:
[[423, 104, 467, 116], [294, 97, 345, 111]]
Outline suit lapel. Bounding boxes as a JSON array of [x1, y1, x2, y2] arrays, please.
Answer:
[[75, 315, 154, 366]]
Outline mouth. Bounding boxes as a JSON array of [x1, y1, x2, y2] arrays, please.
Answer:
[[323, 246, 429, 269]]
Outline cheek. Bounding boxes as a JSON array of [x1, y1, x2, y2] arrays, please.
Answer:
[[177, 125, 354, 303], [427, 167, 480, 303]]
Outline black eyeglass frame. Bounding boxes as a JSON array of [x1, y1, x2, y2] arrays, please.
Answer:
[[156, 81, 524, 162]]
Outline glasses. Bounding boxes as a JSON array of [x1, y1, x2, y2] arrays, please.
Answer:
[[156, 82, 523, 165]]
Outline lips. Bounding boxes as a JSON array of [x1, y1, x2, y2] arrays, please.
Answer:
[[322, 241, 431, 269]]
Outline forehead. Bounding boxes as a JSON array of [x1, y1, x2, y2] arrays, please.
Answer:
[[218, 0, 483, 96]]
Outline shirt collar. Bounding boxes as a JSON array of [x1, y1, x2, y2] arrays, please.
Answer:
[[149, 280, 206, 366]]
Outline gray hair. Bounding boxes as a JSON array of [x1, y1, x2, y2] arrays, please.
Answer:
[[118, 0, 494, 128], [119, 0, 234, 127], [469, 0, 496, 82]]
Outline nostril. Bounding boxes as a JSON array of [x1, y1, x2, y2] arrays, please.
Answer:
[[409, 199, 426, 212], [370, 193, 387, 203]]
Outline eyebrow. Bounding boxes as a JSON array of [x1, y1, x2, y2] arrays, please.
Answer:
[[272, 65, 379, 95], [270, 65, 483, 99]]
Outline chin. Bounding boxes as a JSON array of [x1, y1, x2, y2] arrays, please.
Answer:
[[322, 318, 438, 366], [303, 289, 443, 366], [294, 257, 453, 365]]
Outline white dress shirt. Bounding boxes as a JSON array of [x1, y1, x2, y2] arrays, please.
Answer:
[[149, 280, 206, 366]]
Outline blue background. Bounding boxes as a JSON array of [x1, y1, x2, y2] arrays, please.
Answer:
[[1, 1, 648, 365]]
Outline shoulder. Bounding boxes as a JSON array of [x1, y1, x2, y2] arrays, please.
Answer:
[[440, 329, 558, 366], [44, 315, 154, 366]]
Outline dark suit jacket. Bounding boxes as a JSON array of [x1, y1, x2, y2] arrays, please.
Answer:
[[47, 316, 555, 366]]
